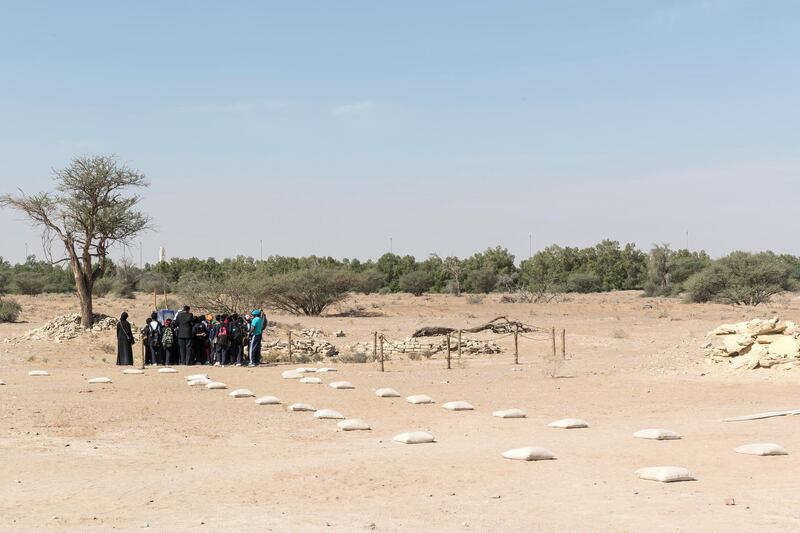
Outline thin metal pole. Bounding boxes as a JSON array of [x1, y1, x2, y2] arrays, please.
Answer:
[[373, 331, 377, 361], [457, 330, 462, 359], [561, 328, 566, 361], [446, 333, 451, 369], [379, 335, 385, 372], [513, 326, 519, 365], [288, 330, 293, 363]]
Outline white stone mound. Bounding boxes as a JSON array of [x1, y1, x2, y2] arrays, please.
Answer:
[[492, 409, 527, 419], [316, 367, 337, 373], [87, 377, 112, 384], [708, 317, 800, 370], [375, 388, 401, 398], [314, 409, 345, 420], [338, 419, 371, 431], [300, 377, 322, 384], [734, 443, 788, 456], [187, 378, 211, 386], [393, 431, 435, 444], [205, 381, 227, 390], [282, 370, 303, 379], [157, 367, 178, 373], [0, 380, 5, 385], [635, 466, 695, 483], [255, 396, 281, 405], [502, 446, 556, 461], [548, 418, 588, 429], [406, 394, 434, 405], [329, 381, 354, 389], [287, 403, 315, 412], [28, 370, 49, 376], [122, 369, 144, 374], [442, 401, 474, 411], [296, 367, 318, 373], [185, 374, 209, 381], [229, 389, 255, 398], [634, 429, 682, 440]]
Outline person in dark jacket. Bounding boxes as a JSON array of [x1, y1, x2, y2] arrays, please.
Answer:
[[192, 317, 208, 365], [175, 305, 194, 365], [116, 312, 135, 365], [162, 318, 176, 366], [147, 316, 163, 365]]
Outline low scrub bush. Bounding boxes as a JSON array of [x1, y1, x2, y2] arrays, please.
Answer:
[[0, 297, 22, 322], [465, 294, 484, 304], [566, 272, 602, 293], [93, 278, 113, 297], [264, 268, 357, 316], [13, 272, 46, 295], [399, 271, 433, 296]]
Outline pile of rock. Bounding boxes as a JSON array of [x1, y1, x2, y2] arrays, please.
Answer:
[[15, 313, 117, 343], [350, 337, 502, 357], [706, 318, 800, 370], [301, 328, 325, 338], [264, 335, 339, 357]]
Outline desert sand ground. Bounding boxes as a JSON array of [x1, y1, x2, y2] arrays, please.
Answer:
[[2, 291, 800, 532]]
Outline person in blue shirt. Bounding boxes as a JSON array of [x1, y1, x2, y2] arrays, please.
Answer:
[[249, 310, 265, 367]]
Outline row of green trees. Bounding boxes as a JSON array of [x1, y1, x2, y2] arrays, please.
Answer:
[[3, 240, 800, 310]]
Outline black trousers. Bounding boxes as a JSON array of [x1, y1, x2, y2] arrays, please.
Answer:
[[164, 346, 175, 366], [178, 338, 193, 365]]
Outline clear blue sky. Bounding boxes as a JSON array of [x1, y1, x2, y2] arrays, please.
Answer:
[[1, 0, 798, 265]]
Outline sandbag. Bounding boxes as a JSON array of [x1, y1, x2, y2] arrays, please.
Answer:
[[187, 378, 211, 386], [734, 443, 788, 456], [122, 369, 144, 375], [157, 367, 178, 373], [634, 429, 682, 440], [229, 388, 255, 398], [0, 380, 5, 385], [393, 431, 435, 444], [337, 419, 371, 431], [87, 377, 112, 384], [300, 377, 322, 384], [255, 396, 281, 405], [296, 367, 318, 373], [492, 409, 527, 419], [28, 370, 49, 376], [375, 388, 401, 398], [205, 381, 227, 390], [287, 403, 315, 412], [548, 418, 588, 429], [502, 447, 555, 461], [442, 401, 474, 411], [314, 409, 345, 419], [635, 466, 695, 483], [185, 373, 209, 381], [329, 381, 354, 389], [406, 395, 434, 405], [282, 370, 303, 379], [316, 367, 337, 373]]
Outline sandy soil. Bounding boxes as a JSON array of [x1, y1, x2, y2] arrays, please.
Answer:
[[2, 291, 800, 532]]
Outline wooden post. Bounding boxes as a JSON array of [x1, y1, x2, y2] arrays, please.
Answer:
[[551, 327, 557, 362], [288, 330, 293, 363], [379, 335, 385, 372], [446, 333, 451, 369], [163, 289, 168, 309], [373, 331, 377, 361], [513, 326, 519, 365], [457, 330, 462, 359], [561, 328, 566, 361], [153, 287, 157, 310], [140, 333, 146, 369]]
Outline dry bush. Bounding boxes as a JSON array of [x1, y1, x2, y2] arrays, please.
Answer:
[[611, 328, 627, 339], [264, 268, 357, 316]]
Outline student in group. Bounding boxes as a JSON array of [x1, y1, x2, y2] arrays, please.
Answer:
[[230, 314, 246, 366], [214, 315, 230, 366], [192, 316, 208, 365], [148, 313, 163, 365], [141, 318, 153, 365], [116, 312, 135, 365], [175, 305, 194, 365], [162, 318, 176, 366], [249, 309, 264, 367]]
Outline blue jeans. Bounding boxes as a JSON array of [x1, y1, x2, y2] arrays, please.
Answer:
[[249, 334, 262, 365]]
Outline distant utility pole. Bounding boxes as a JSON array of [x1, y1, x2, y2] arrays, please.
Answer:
[[139, 241, 143, 268], [390, 237, 393, 254], [529, 234, 532, 259], [686, 231, 689, 250], [25, 242, 28, 260], [260, 239, 263, 261]]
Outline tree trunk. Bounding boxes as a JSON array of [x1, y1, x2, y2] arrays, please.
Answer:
[[74, 269, 94, 328]]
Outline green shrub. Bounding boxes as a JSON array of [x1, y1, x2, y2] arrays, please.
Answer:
[[378, 286, 392, 295], [465, 269, 498, 294], [137, 271, 171, 293], [264, 268, 357, 316], [465, 294, 484, 304], [0, 298, 22, 322], [354, 269, 386, 294], [566, 272, 602, 293], [113, 279, 137, 299], [685, 252, 791, 306], [13, 272, 46, 295], [399, 271, 433, 296], [93, 278, 114, 297]]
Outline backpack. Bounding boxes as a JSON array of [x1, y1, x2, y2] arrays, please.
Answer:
[[149, 324, 162, 348], [162, 326, 174, 348], [218, 324, 228, 337]]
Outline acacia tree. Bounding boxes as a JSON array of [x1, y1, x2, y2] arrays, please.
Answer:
[[1, 156, 150, 327]]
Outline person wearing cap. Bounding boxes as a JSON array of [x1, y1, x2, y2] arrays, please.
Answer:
[[249, 310, 265, 367]]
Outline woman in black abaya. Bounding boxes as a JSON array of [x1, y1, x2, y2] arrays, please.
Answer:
[[116, 312, 135, 365]]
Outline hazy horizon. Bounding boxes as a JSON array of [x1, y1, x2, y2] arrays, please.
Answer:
[[2, 1, 799, 264]]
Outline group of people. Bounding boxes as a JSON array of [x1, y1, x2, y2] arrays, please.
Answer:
[[115, 306, 266, 367]]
